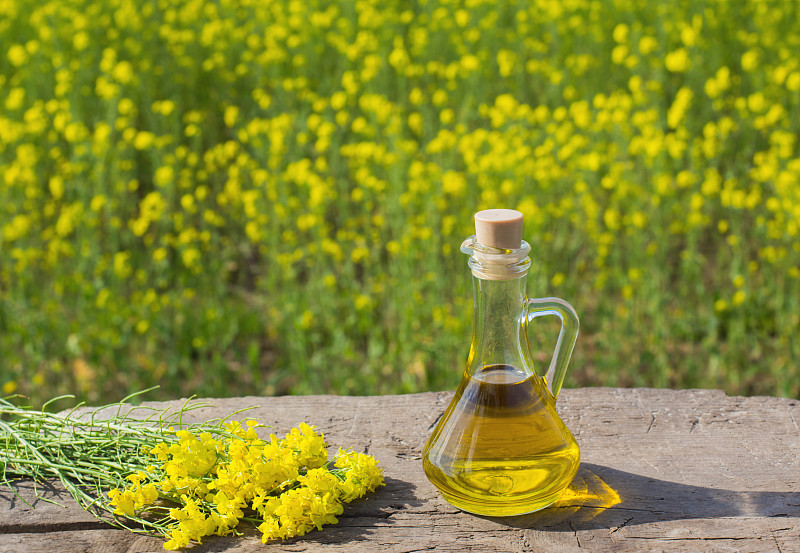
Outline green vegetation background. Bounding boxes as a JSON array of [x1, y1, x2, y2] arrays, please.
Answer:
[[1, 0, 799, 405]]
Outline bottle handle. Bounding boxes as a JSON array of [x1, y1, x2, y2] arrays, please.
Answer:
[[526, 297, 580, 400]]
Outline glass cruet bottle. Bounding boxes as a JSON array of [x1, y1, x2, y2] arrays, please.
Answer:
[[422, 209, 581, 517]]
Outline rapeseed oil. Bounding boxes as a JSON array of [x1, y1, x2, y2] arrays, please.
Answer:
[[423, 364, 580, 516]]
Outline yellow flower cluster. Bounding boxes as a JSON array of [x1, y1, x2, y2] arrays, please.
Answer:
[[108, 421, 383, 550], [107, 471, 159, 517]]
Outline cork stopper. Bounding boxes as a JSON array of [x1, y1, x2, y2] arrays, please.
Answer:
[[474, 209, 523, 250]]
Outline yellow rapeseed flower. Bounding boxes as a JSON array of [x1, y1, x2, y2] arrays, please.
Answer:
[[134, 131, 155, 150], [639, 36, 658, 55], [664, 48, 689, 72], [7, 44, 27, 67], [612, 23, 629, 43], [741, 50, 759, 72], [354, 294, 371, 311], [5, 88, 25, 111], [154, 166, 174, 187], [73, 31, 89, 51], [112, 60, 134, 84]]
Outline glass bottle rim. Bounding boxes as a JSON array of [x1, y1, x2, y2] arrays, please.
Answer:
[[460, 235, 531, 280]]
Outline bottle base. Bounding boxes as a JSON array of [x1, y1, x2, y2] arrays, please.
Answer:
[[437, 488, 564, 518]]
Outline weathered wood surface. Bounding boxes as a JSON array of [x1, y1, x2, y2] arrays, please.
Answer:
[[1, 388, 799, 552]]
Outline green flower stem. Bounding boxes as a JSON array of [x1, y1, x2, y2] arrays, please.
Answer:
[[1, 393, 190, 539], [1, 457, 107, 477]]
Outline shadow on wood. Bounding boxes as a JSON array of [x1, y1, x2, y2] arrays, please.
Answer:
[[493, 463, 800, 531], [0, 479, 111, 534]]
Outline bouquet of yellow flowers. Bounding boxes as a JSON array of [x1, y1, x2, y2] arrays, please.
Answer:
[[0, 391, 384, 550]]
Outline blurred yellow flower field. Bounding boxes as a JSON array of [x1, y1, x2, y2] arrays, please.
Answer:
[[1, 0, 798, 404]]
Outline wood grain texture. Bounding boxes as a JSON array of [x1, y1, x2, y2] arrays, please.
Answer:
[[1, 388, 798, 552]]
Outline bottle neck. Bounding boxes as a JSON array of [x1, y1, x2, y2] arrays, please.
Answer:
[[466, 273, 533, 377]]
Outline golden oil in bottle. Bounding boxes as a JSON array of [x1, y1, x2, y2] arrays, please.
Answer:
[[423, 364, 580, 517]]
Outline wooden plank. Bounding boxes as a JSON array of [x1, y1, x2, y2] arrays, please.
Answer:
[[1, 389, 798, 552]]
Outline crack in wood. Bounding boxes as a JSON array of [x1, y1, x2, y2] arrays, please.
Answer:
[[337, 511, 393, 519], [610, 517, 634, 534], [0, 521, 111, 534], [789, 410, 799, 433], [596, 506, 670, 515], [628, 536, 758, 541], [347, 405, 361, 436], [773, 531, 786, 553], [426, 411, 444, 433], [568, 520, 581, 548], [520, 530, 533, 553]]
